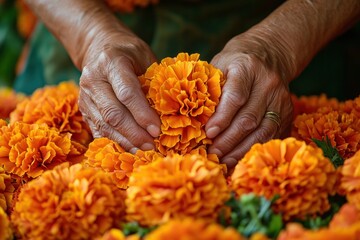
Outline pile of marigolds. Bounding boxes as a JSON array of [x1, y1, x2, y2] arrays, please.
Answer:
[[1, 53, 360, 240]]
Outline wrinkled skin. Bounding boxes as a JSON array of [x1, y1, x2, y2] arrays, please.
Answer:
[[79, 32, 161, 153], [206, 34, 294, 169], [25, 0, 360, 170]]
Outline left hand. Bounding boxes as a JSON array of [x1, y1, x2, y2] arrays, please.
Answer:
[[205, 33, 294, 170]]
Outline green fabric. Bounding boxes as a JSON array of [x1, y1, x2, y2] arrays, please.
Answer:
[[10, 0, 360, 100], [14, 23, 81, 95], [0, 2, 24, 87]]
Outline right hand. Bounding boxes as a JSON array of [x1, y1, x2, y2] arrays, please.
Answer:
[[78, 30, 161, 153]]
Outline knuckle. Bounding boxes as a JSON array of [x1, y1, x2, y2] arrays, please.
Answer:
[[102, 106, 125, 129], [254, 128, 274, 143], [117, 84, 137, 106], [222, 90, 245, 109], [98, 122, 113, 137], [234, 113, 258, 133]]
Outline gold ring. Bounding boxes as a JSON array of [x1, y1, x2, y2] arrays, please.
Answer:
[[264, 111, 281, 129]]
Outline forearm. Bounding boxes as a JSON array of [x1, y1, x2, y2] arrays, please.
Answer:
[[240, 0, 360, 82], [25, 0, 135, 69]]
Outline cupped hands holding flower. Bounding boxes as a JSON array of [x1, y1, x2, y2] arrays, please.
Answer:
[[25, 0, 360, 170]]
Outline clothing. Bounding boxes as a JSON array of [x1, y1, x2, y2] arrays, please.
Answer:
[[11, 0, 360, 100]]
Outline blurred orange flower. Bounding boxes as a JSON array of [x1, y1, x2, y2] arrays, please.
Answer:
[[16, 0, 37, 38], [291, 94, 339, 119], [98, 229, 140, 240], [230, 137, 337, 221], [0, 207, 12, 240], [0, 121, 86, 179], [0, 167, 15, 213], [340, 95, 360, 119], [340, 149, 360, 209], [145, 218, 244, 240], [291, 108, 360, 159], [105, 0, 158, 13], [0, 88, 26, 120], [10, 81, 92, 146], [11, 163, 127, 240], [84, 137, 162, 189], [329, 203, 360, 228], [126, 152, 229, 226], [277, 222, 360, 240], [139, 52, 224, 155]]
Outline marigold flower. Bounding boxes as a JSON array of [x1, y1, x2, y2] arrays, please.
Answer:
[[0, 167, 15, 213], [105, 0, 158, 13], [277, 221, 360, 240], [0, 88, 26, 120], [230, 137, 337, 221], [10, 81, 92, 146], [0, 207, 12, 240], [16, 0, 37, 38], [340, 149, 360, 209], [126, 152, 229, 226], [0, 121, 86, 180], [139, 52, 224, 155], [11, 163, 127, 240], [97, 229, 140, 240], [84, 137, 162, 189], [340, 95, 360, 119], [291, 108, 360, 159], [145, 218, 244, 240], [329, 203, 360, 228], [291, 94, 339, 119]]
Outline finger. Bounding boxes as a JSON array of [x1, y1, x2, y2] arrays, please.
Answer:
[[208, 88, 267, 158], [220, 116, 278, 170], [107, 57, 161, 137], [205, 62, 253, 139], [84, 118, 102, 138], [79, 87, 154, 152]]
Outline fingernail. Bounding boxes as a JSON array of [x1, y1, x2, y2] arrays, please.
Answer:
[[140, 142, 155, 151], [130, 147, 139, 154], [147, 124, 161, 137], [208, 148, 223, 158], [206, 126, 220, 138]]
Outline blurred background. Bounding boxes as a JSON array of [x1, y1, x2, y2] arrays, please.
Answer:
[[1, 0, 359, 100]]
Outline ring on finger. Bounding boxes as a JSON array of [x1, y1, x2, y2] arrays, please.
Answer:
[[264, 111, 281, 129]]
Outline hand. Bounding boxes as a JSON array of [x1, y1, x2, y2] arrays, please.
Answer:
[[205, 32, 294, 170], [78, 30, 161, 153]]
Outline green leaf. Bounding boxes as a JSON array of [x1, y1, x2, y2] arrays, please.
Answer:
[[221, 193, 283, 239], [298, 194, 347, 230], [312, 136, 344, 168], [122, 221, 156, 237]]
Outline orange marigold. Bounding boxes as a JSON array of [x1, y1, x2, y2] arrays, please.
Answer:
[[105, 0, 158, 13], [139, 52, 224, 155], [145, 218, 244, 240], [10, 81, 92, 146], [340, 149, 360, 209], [230, 137, 337, 221], [84, 137, 162, 189], [16, 0, 37, 38], [0, 167, 15, 213], [126, 152, 230, 226], [0, 88, 26, 120], [329, 203, 360, 228], [340, 95, 360, 119], [98, 229, 140, 240], [291, 93, 339, 119], [277, 221, 360, 240], [0, 121, 86, 179], [11, 163, 127, 240], [0, 207, 12, 240], [291, 108, 360, 159]]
